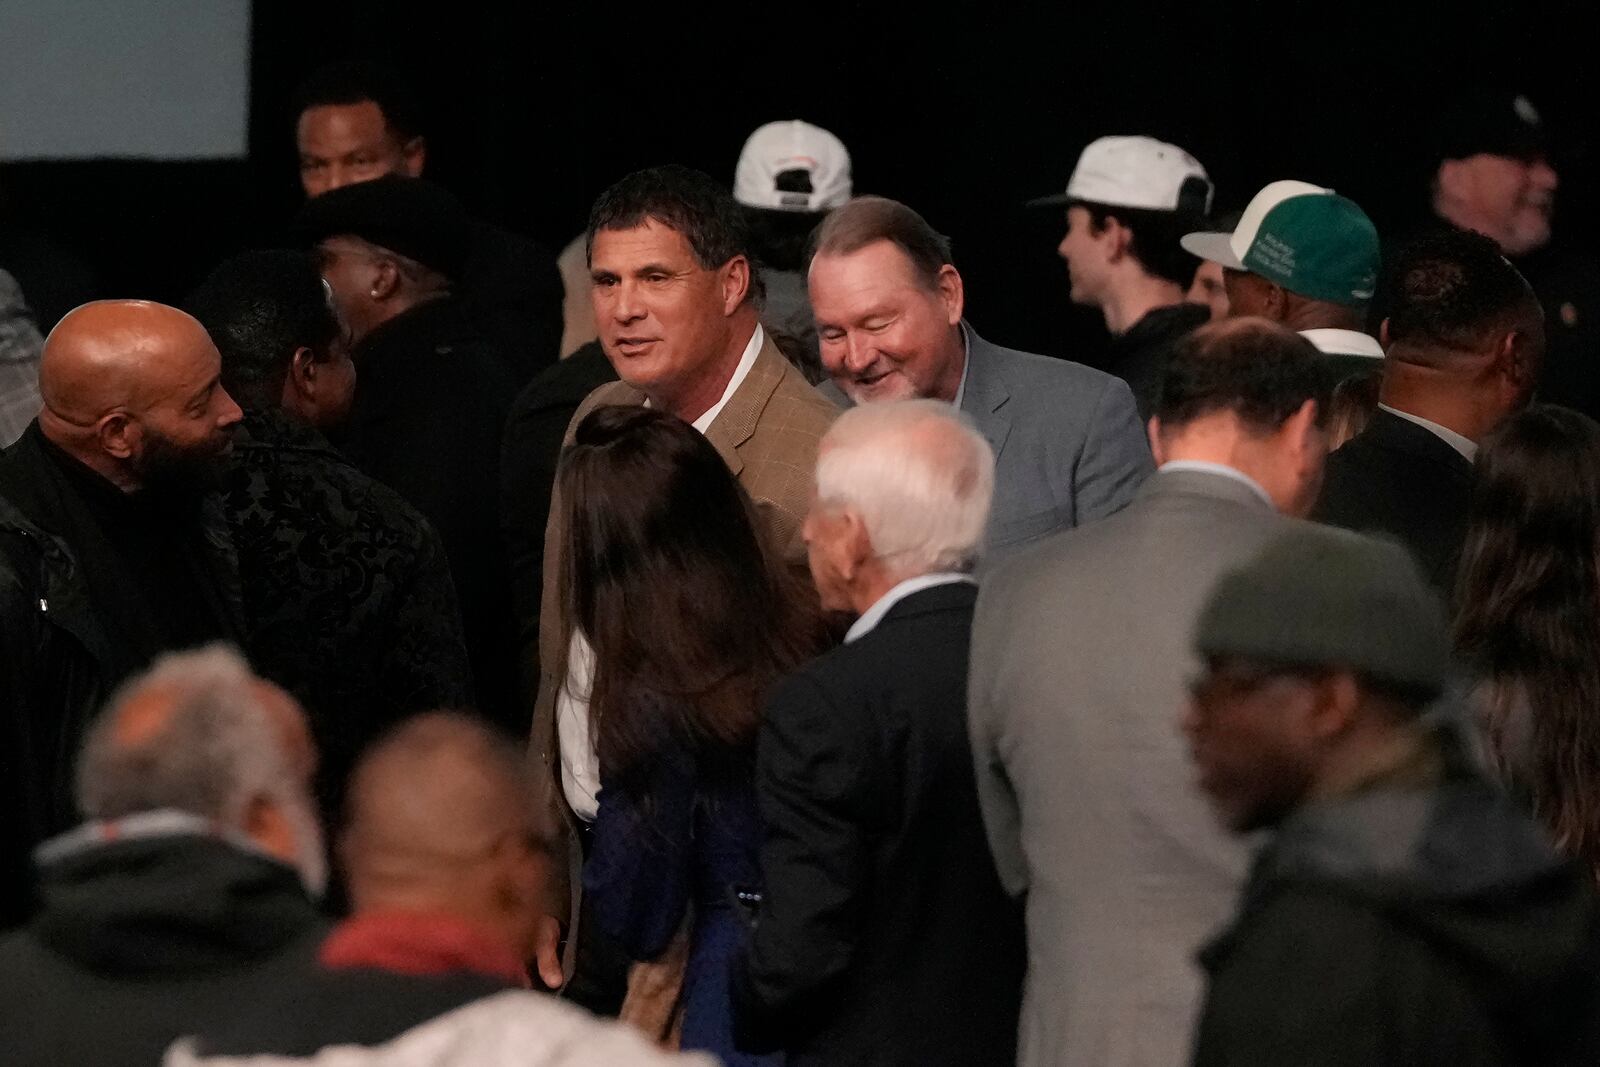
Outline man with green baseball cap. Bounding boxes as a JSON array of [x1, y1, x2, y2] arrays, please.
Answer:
[[1182, 181, 1383, 391], [1183, 523, 1600, 1066]]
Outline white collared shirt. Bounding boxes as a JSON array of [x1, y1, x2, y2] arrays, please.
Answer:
[[558, 323, 767, 822], [692, 323, 764, 431], [1299, 328, 1385, 360], [1157, 461, 1274, 509], [844, 573, 976, 644], [1377, 403, 1478, 462], [951, 324, 974, 409]]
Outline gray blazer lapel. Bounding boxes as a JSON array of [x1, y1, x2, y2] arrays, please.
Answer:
[[959, 324, 1013, 462]]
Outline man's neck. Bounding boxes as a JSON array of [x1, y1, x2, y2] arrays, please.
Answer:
[[1282, 301, 1365, 334], [927, 327, 968, 403], [657, 316, 757, 423], [1380, 359, 1497, 443], [1102, 274, 1187, 336]]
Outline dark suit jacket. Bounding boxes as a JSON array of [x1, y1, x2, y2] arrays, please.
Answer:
[[732, 582, 1025, 1067], [1312, 409, 1476, 593], [338, 296, 522, 732]]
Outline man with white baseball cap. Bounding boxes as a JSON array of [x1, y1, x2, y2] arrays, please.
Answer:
[[734, 119, 854, 383], [1182, 180, 1383, 391], [1033, 135, 1214, 420]]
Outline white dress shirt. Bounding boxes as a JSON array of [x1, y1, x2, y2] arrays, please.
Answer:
[[844, 573, 977, 644], [558, 324, 766, 821], [1299, 328, 1384, 360]]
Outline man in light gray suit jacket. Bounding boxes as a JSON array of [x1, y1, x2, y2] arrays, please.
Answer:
[[968, 319, 1332, 1067], [808, 196, 1152, 553]]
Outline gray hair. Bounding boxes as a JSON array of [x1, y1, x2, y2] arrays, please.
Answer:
[[77, 644, 301, 829], [814, 399, 995, 573]]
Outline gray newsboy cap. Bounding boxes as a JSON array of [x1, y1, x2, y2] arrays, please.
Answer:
[[1193, 524, 1452, 699]]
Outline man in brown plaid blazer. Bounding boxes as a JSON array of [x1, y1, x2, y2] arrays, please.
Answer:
[[524, 166, 837, 1016]]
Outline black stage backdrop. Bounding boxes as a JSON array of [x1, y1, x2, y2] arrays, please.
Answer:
[[1, 1, 1592, 364]]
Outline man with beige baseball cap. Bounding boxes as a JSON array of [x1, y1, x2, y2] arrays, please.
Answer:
[[1034, 135, 1215, 420]]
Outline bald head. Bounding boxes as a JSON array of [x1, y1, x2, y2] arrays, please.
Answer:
[[38, 300, 242, 491], [340, 714, 548, 950]]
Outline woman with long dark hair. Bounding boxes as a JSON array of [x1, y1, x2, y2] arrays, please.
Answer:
[[1455, 404, 1600, 881], [559, 405, 828, 1062]]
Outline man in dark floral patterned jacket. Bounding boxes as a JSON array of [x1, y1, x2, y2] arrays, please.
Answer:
[[187, 249, 473, 821]]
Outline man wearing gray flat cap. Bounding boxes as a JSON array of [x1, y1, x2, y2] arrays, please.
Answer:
[[1184, 525, 1600, 1067]]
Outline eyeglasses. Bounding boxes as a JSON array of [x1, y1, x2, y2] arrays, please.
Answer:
[[1187, 661, 1307, 709]]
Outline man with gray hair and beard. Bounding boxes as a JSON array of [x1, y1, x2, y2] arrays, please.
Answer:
[[0, 644, 328, 1067], [732, 400, 1026, 1067]]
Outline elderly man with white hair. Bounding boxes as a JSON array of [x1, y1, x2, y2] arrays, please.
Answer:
[[0, 644, 328, 1067], [731, 399, 1026, 1067]]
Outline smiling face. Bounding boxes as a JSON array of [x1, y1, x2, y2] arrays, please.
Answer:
[[808, 239, 966, 404], [1437, 153, 1559, 257], [588, 220, 744, 407]]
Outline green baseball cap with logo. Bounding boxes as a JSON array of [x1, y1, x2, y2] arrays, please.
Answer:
[[1181, 180, 1380, 307]]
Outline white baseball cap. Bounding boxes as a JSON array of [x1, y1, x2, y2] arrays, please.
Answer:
[[1031, 135, 1212, 214], [733, 120, 853, 213]]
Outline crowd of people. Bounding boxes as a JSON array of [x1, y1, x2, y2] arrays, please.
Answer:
[[4, 59, 1600, 1066]]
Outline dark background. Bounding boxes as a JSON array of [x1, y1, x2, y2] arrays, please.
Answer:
[[1, 1, 1592, 362]]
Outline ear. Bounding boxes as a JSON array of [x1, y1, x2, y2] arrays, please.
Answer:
[[1498, 327, 1535, 390], [241, 795, 300, 870], [402, 136, 426, 177], [1304, 671, 1362, 742], [1104, 217, 1134, 263], [280, 346, 318, 417], [720, 255, 751, 316], [1434, 159, 1467, 204], [936, 264, 965, 327], [1378, 317, 1391, 348], [1147, 416, 1167, 464], [1265, 282, 1290, 320], [97, 411, 137, 460], [371, 258, 402, 301]]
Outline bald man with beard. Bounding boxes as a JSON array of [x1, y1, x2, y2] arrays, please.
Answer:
[[178, 713, 710, 1067], [0, 300, 245, 925]]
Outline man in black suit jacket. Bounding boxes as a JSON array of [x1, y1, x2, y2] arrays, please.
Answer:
[[732, 400, 1025, 1067], [1313, 229, 1544, 593]]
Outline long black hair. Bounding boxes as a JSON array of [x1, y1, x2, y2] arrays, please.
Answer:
[[1456, 404, 1600, 879], [555, 405, 827, 784]]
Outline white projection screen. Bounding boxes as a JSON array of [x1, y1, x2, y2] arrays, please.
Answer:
[[0, 0, 251, 161]]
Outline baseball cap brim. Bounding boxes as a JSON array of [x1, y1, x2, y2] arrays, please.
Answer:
[[1180, 230, 1246, 270], [1026, 192, 1072, 209]]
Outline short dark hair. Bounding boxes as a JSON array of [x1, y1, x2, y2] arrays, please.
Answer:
[[586, 165, 752, 268], [292, 60, 423, 142], [1382, 229, 1537, 350], [809, 196, 953, 290], [1079, 202, 1203, 287], [586, 165, 761, 303], [1157, 318, 1329, 431], [185, 250, 341, 410]]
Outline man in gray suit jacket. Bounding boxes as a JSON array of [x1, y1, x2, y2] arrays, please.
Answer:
[[808, 196, 1152, 553], [967, 319, 1332, 1067]]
